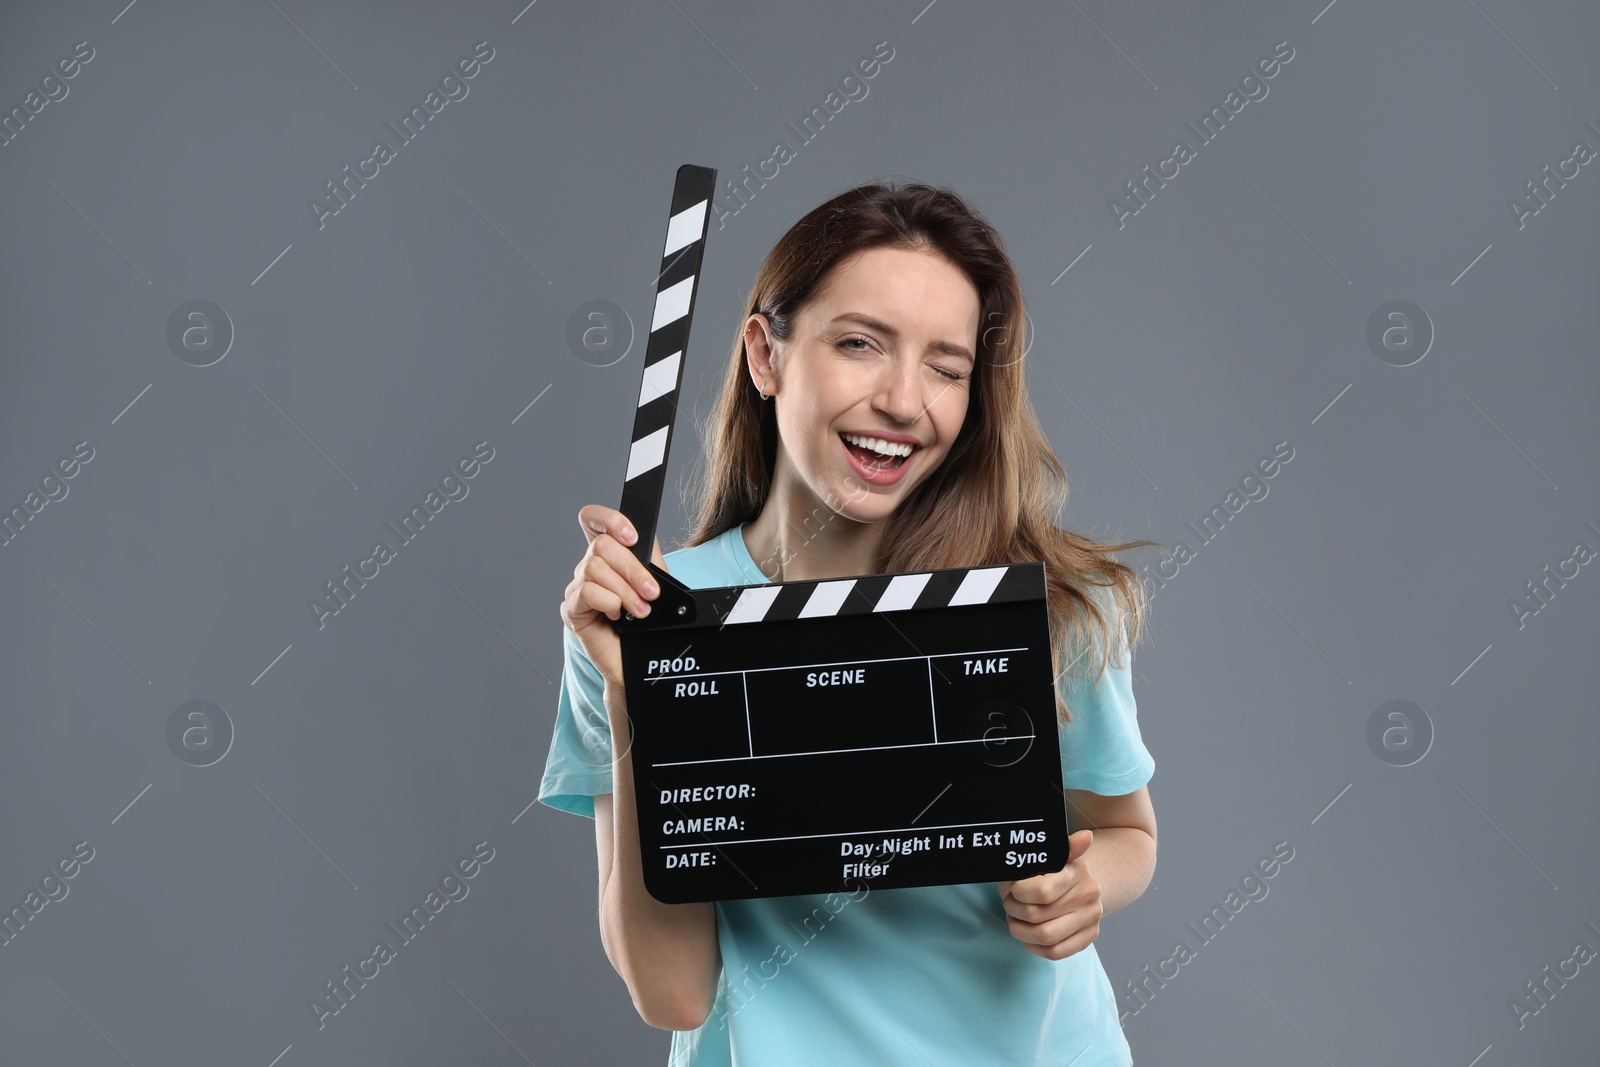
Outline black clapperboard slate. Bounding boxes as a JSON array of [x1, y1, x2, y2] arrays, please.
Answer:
[[612, 164, 1068, 904]]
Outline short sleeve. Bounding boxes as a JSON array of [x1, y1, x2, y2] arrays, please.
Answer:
[[536, 626, 615, 820], [1056, 588, 1155, 796]]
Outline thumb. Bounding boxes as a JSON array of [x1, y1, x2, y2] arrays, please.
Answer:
[[1066, 828, 1094, 864]]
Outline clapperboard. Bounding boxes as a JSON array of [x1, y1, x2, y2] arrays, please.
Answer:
[[612, 164, 1068, 904]]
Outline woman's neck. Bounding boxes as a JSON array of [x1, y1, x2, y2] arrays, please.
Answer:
[[741, 473, 884, 584]]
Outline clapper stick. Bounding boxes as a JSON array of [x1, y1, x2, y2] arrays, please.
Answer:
[[615, 163, 717, 628], [611, 165, 1068, 904]]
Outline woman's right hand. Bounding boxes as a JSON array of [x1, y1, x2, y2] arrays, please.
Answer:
[[560, 504, 668, 690]]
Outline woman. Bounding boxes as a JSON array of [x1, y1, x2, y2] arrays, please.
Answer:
[[540, 180, 1165, 1065]]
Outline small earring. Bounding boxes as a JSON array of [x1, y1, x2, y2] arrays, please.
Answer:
[[758, 379, 769, 400]]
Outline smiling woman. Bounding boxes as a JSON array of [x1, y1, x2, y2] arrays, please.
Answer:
[[543, 179, 1166, 1067], [739, 243, 978, 514], [691, 183, 1164, 686]]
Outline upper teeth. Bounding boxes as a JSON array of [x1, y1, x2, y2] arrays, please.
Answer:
[[842, 432, 914, 457]]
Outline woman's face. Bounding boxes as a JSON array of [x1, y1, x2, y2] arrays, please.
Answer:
[[747, 245, 979, 524]]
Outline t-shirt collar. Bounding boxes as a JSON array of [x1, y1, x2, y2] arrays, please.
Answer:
[[725, 522, 773, 586]]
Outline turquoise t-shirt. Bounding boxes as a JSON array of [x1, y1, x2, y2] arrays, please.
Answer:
[[538, 523, 1155, 1066]]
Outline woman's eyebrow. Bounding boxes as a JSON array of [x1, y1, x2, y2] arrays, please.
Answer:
[[829, 312, 974, 361]]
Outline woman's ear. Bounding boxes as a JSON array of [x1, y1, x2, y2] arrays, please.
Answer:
[[745, 313, 778, 394]]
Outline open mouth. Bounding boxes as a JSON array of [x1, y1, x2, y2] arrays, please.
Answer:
[[839, 432, 917, 472]]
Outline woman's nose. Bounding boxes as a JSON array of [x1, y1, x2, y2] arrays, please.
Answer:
[[875, 358, 925, 423]]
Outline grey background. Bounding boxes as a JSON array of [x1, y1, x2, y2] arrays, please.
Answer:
[[2, 0, 1596, 1064]]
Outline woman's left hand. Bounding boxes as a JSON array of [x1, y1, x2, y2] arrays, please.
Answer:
[[996, 829, 1101, 960]]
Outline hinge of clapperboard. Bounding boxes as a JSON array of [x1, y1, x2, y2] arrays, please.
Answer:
[[615, 164, 719, 630]]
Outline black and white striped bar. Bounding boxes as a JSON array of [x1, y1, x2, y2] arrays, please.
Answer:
[[618, 164, 716, 571], [720, 564, 1033, 625]]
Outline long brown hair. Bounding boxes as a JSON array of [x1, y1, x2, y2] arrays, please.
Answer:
[[681, 179, 1168, 723]]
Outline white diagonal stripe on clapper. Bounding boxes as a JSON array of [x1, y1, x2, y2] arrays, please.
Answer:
[[638, 351, 681, 407], [874, 573, 932, 612], [948, 567, 1008, 606], [725, 586, 782, 624], [662, 200, 708, 257], [625, 425, 669, 482], [651, 275, 695, 332], [798, 579, 857, 618]]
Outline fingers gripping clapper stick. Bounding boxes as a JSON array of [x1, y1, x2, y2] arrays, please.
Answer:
[[614, 165, 1068, 905]]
